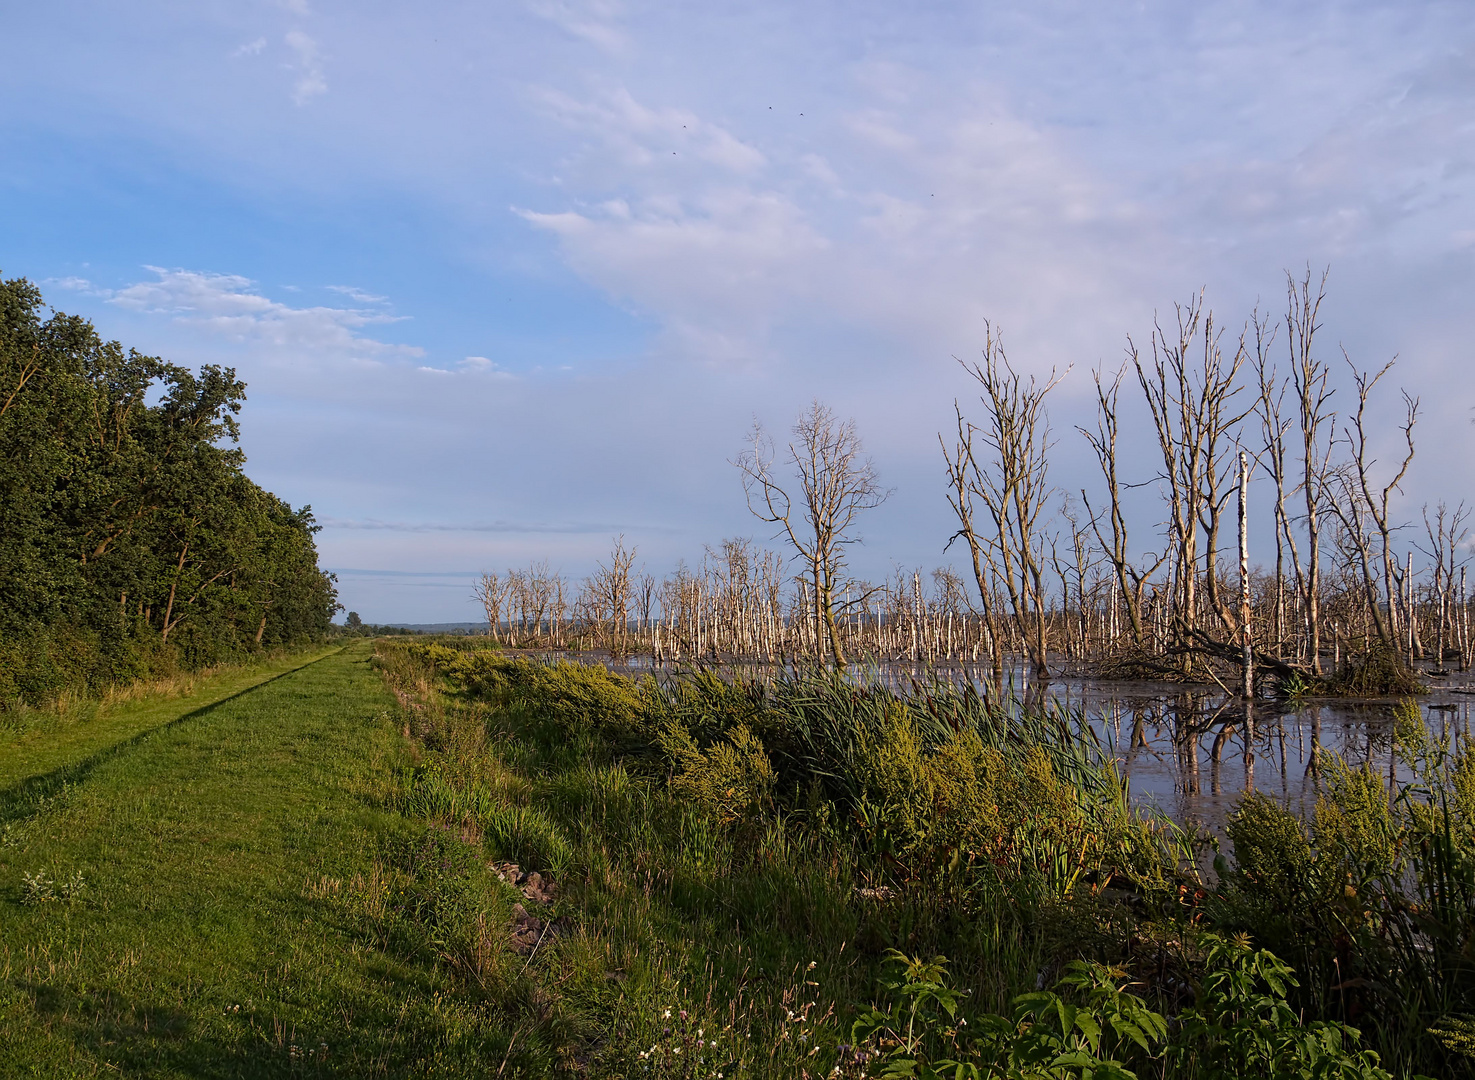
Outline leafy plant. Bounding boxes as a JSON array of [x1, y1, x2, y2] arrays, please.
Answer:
[[849, 941, 1401, 1080], [20, 868, 86, 906], [851, 950, 1163, 1079], [1170, 935, 1395, 1080]]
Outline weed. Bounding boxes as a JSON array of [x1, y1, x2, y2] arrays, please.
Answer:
[[19, 868, 86, 906]]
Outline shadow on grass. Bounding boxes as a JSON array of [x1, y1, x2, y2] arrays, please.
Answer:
[[0, 649, 342, 827]]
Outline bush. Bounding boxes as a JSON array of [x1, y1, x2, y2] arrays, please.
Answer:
[[1225, 793, 1314, 902], [416, 644, 649, 737], [1322, 644, 1425, 697], [659, 720, 776, 824]]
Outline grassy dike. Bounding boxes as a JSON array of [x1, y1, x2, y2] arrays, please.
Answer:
[[0, 641, 519, 1077], [2, 636, 1463, 1077]]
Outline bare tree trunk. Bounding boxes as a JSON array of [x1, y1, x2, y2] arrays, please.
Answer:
[[1239, 450, 1253, 698]]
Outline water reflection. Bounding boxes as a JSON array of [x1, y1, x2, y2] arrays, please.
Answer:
[[528, 650, 1475, 830], [1051, 674, 1475, 832]]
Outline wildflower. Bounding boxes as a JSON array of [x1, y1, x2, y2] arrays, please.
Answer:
[[807, 960, 817, 970]]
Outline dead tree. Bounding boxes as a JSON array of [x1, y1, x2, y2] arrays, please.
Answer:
[[1131, 295, 1250, 670], [589, 535, 638, 656], [1251, 312, 1297, 657], [1050, 497, 1097, 661], [942, 325, 1061, 679], [1079, 364, 1167, 651], [1419, 502, 1470, 666], [1287, 269, 1336, 672], [736, 401, 888, 667], [473, 570, 512, 641], [1327, 359, 1417, 650]]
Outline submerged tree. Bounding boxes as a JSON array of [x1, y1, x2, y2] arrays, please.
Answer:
[[736, 401, 888, 667]]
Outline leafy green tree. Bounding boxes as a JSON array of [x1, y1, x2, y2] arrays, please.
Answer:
[[0, 274, 336, 704]]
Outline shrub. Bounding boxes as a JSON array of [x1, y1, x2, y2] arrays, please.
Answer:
[[420, 644, 649, 736], [849, 939, 1395, 1080], [1323, 644, 1425, 697], [1225, 793, 1313, 902], [659, 720, 776, 824]]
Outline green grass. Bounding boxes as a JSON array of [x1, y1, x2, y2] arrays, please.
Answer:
[[0, 645, 342, 791], [2, 636, 1453, 1077], [0, 641, 519, 1077]]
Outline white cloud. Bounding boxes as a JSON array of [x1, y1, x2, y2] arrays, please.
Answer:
[[415, 356, 517, 379], [44, 276, 96, 292], [525, 0, 626, 54], [532, 85, 766, 174], [518, 79, 1149, 376], [284, 30, 326, 105], [109, 267, 422, 360], [460, 355, 516, 378], [232, 37, 267, 58], [326, 284, 388, 304]]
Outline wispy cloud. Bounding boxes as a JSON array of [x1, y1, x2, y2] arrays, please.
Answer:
[[320, 516, 630, 534], [531, 85, 766, 173], [525, 0, 626, 54], [44, 276, 98, 293], [325, 284, 388, 304], [284, 30, 325, 105], [110, 267, 422, 360], [232, 37, 267, 58]]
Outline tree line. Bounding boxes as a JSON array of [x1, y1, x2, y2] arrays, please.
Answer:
[[477, 270, 1467, 693], [0, 275, 337, 706]]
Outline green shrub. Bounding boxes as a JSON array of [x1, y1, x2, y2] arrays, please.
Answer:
[[421, 644, 649, 736], [1226, 793, 1313, 902], [659, 720, 776, 824]]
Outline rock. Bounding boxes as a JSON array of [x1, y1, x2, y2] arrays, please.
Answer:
[[490, 861, 556, 903], [521, 871, 555, 903], [509, 902, 544, 954]]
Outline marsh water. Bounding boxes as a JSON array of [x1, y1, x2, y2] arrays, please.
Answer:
[[546, 650, 1475, 831], [865, 663, 1475, 829], [1048, 673, 1475, 828]]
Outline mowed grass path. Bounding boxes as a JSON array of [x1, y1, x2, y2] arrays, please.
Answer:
[[0, 642, 508, 1078], [0, 646, 342, 793]]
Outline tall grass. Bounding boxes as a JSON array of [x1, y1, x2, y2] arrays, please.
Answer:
[[375, 640, 1469, 1076]]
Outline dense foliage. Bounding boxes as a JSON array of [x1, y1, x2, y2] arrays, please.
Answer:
[[374, 641, 1472, 1077], [0, 275, 336, 705]]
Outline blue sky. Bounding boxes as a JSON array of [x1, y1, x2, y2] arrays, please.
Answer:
[[4, 1, 1474, 621]]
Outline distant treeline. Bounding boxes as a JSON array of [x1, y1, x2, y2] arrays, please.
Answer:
[[0, 275, 337, 706]]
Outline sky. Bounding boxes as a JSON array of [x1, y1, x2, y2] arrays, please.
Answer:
[[3, 1, 1473, 622]]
